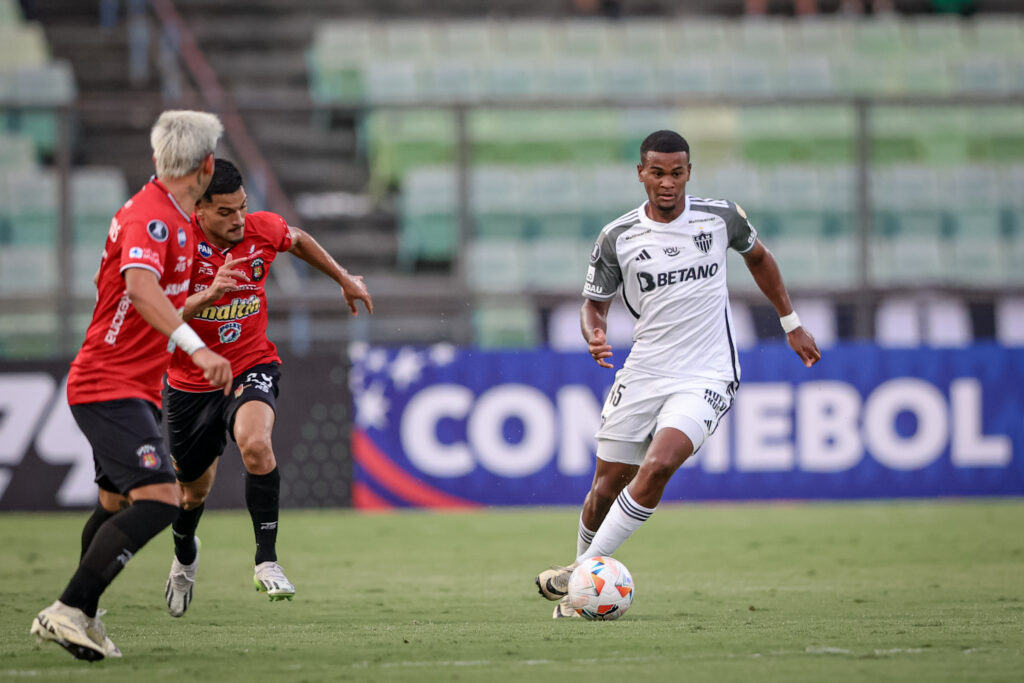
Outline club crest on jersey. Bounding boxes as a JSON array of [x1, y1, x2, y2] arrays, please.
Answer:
[[234, 383, 248, 398], [693, 230, 713, 255], [137, 444, 160, 470], [177, 226, 187, 247], [147, 220, 169, 242], [198, 241, 213, 258], [250, 257, 265, 282], [218, 322, 242, 344]]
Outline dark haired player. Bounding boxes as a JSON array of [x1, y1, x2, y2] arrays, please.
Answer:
[[30, 110, 232, 660], [161, 159, 372, 616], [535, 130, 821, 618]]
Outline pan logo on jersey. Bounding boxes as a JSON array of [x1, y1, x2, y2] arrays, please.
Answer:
[[195, 295, 261, 322], [636, 263, 720, 292], [147, 220, 169, 242], [693, 230, 713, 255], [218, 322, 242, 344], [198, 241, 213, 258], [250, 257, 266, 282], [177, 226, 187, 247], [137, 444, 161, 470]]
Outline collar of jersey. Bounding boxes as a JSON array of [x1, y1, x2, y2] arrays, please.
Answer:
[[150, 177, 193, 222], [636, 196, 690, 230]]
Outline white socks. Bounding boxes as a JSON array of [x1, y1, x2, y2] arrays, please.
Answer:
[[577, 488, 655, 561]]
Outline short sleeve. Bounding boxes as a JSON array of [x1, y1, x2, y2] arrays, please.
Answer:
[[582, 230, 622, 300], [251, 211, 293, 252], [120, 216, 172, 278], [726, 202, 758, 253]]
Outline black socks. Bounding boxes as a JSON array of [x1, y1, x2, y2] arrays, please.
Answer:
[[245, 468, 280, 565], [171, 503, 205, 564], [61, 500, 179, 617]]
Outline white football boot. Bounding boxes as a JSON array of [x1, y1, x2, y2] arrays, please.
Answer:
[[87, 609, 122, 658], [535, 561, 579, 601], [552, 595, 580, 619], [29, 601, 108, 662], [165, 537, 200, 618], [253, 561, 295, 601]]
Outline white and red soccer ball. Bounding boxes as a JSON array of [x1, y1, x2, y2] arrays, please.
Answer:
[[567, 556, 635, 621]]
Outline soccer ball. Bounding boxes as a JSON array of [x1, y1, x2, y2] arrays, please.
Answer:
[[566, 556, 634, 621]]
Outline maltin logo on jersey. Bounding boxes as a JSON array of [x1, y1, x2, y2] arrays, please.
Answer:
[[198, 241, 213, 258], [250, 257, 266, 282], [218, 322, 242, 344], [147, 220, 169, 242]]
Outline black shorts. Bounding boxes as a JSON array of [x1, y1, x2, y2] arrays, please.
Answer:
[[166, 362, 281, 483], [70, 398, 177, 494]]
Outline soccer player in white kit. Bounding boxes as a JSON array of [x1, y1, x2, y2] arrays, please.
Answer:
[[536, 130, 822, 618]]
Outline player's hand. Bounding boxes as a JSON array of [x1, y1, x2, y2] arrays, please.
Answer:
[[191, 347, 233, 394], [588, 328, 614, 369], [208, 256, 251, 299], [340, 273, 374, 315], [787, 327, 822, 368]]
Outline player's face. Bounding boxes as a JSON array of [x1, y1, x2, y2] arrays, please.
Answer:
[[638, 151, 691, 220], [196, 187, 248, 248]]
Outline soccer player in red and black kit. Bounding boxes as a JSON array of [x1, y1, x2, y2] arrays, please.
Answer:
[[162, 159, 373, 616], [30, 111, 232, 661]]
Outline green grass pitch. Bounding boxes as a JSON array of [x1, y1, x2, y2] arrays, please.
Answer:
[[2, 500, 1022, 682]]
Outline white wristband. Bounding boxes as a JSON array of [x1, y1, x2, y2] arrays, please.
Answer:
[[170, 323, 206, 355], [780, 312, 802, 334]]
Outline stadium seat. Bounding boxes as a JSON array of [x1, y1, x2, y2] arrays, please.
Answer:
[[5, 169, 56, 244], [0, 244, 55, 292], [524, 238, 590, 293], [438, 20, 497, 58], [471, 167, 529, 239], [398, 166, 458, 266], [472, 298, 539, 348], [523, 166, 587, 239], [0, 133, 36, 168], [0, 24, 48, 68], [466, 238, 527, 293], [72, 167, 127, 246]]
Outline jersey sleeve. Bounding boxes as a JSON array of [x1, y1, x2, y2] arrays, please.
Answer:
[[582, 230, 621, 300], [251, 211, 293, 252], [726, 202, 758, 254], [119, 215, 172, 278]]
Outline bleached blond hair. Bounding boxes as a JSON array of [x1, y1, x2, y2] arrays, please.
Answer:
[[150, 110, 224, 178]]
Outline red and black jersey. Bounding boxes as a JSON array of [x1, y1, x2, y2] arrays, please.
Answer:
[[166, 211, 293, 392], [68, 178, 195, 407]]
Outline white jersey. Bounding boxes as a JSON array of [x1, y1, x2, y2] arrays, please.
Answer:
[[583, 196, 758, 385]]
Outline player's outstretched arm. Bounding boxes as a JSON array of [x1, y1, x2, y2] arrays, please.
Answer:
[[582, 298, 615, 369], [287, 226, 374, 315], [740, 239, 821, 368], [124, 267, 233, 393]]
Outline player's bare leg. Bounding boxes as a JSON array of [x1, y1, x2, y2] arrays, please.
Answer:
[[165, 462, 217, 617], [581, 427, 695, 560], [235, 401, 295, 600]]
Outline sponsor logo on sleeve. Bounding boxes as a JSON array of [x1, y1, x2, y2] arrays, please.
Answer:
[[586, 266, 596, 283], [177, 226, 187, 247], [128, 247, 143, 259], [584, 283, 604, 295], [147, 220, 169, 242], [198, 241, 213, 258], [590, 241, 601, 264]]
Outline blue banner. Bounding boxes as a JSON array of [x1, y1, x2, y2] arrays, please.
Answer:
[[348, 343, 1024, 508]]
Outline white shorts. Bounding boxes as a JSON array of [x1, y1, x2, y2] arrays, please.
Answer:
[[595, 367, 735, 465]]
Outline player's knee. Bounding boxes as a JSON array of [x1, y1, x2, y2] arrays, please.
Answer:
[[238, 438, 275, 474], [179, 486, 209, 510]]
